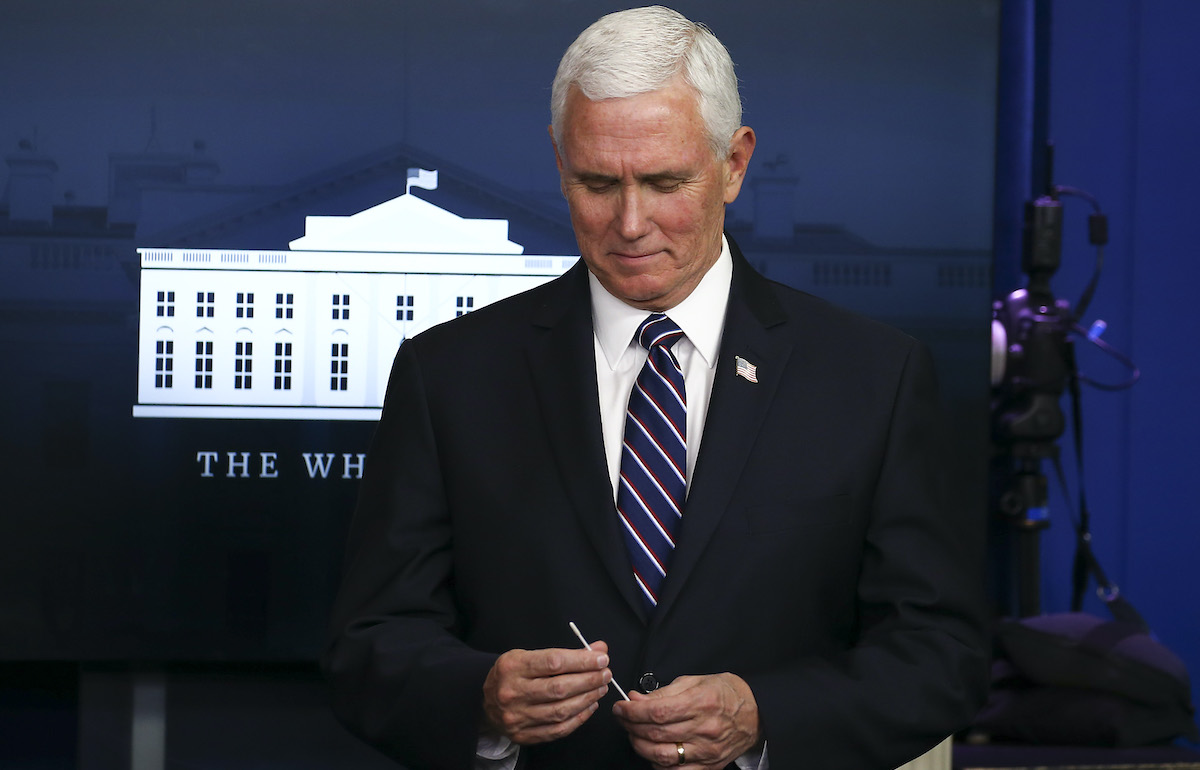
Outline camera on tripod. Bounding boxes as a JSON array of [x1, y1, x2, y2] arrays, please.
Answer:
[[992, 195, 1072, 453], [988, 164, 1134, 617]]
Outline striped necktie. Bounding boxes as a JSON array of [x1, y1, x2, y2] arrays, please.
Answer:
[[616, 313, 686, 611]]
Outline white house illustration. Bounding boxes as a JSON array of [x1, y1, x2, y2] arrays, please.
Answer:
[[134, 170, 578, 420]]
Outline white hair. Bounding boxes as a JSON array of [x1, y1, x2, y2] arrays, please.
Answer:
[[550, 6, 742, 159]]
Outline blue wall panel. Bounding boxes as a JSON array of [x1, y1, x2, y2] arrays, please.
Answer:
[[1044, 0, 1200, 724]]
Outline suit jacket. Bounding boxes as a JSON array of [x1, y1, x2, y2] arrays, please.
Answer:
[[324, 239, 989, 769]]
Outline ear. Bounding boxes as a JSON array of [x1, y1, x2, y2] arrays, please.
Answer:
[[549, 124, 568, 197], [549, 124, 565, 173], [722, 126, 756, 204]]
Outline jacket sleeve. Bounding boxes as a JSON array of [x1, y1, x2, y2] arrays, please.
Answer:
[[744, 340, 990, 769], [322, 340, 498, 770]]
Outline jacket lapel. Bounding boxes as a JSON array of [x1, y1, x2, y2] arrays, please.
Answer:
[[525, 263, 649, 620], [654, 245, 792, 620]]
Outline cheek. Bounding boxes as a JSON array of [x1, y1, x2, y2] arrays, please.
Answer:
[[568, 197, 615, 236], [654, 198, 709, 236]]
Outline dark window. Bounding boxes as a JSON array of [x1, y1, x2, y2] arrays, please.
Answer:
[[156, 290, 175, 318], [275, 292, 294, 319], [154, 340, 174, 388], [274, 341, 293, 390], [234, 341, 253, 389], [396, 294, 415, 321], [330, 343, 349, 391], [194, 340, 214, 389], [236, 292, 255, 319]]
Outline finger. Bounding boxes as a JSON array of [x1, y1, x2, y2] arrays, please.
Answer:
[[520, 680, 611, 727], [485, 674, 608, 744], [491, 657, 612, 709], [492, 647, 609, 690], [614, 681, 699, 728], [520, 646, 611, 679], [616, 674, 758, 754], [527, 666, 614, 706], [506, 694, 603, 745], [627, 736, 715, 770]]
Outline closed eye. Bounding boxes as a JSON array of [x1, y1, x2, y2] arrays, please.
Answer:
[[650, 180, 684, 193], [572, 174, 618, 193], [640, 173, 690, 193], [570, 173, 689, 194]]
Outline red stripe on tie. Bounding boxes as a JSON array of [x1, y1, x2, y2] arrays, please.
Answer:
[[619, 468, 679, 541], [617, 510, 668, 575], [627, 412, 686, 482], [631, 382, 686, 449]]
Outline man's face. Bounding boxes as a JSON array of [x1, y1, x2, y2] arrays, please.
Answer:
[[552, 78, 755, 311]]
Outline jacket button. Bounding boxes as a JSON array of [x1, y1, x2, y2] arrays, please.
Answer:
[[638, 672, 659, 692]]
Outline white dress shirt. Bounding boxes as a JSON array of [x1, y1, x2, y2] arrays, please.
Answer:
[[590, 240, 731, 501]]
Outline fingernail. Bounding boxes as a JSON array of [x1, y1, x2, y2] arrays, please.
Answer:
[[602, 669, 612, 684], [597, 654, 609, 667]]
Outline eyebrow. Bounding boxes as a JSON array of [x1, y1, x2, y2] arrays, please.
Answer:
[[640, 171, 690, 184], [572, 170, 691, 184]]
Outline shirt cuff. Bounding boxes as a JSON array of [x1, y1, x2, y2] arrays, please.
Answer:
[[734, 740, 768, 770], [475, 734, 519, 770]]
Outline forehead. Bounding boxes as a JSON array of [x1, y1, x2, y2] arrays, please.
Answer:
[[559, 81, 712, 171]]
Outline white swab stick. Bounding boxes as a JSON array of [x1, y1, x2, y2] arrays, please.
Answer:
[[568, 621, 630, 701]]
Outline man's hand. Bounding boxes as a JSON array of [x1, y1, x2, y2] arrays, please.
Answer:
[[613, 673, 761, 769], [481, 642, 613, 745]]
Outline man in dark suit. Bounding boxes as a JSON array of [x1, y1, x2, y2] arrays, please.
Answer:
[[324, 7, 988, 769]]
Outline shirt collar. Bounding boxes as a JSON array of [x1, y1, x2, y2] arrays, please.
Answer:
[[590, 235, 732, 371]]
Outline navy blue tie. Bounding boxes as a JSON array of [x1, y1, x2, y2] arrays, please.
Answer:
[[616, 314, 686, 610]]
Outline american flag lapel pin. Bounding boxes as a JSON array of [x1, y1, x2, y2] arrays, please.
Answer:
[[734, 355, 759, 383]]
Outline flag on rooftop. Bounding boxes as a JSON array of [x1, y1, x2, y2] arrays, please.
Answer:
[[406, 168, 438, 194]]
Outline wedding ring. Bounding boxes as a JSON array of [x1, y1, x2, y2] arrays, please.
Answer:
[[676, 742, 686, 765]]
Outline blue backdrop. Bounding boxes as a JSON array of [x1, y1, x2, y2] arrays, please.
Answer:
[[1033, 0, 1200, 726], [0, 0, 997, 661]]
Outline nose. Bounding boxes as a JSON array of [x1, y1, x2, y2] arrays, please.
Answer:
[[615, 185, 652, 241]]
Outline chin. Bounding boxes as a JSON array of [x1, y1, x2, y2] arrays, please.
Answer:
[[613, 280, 666, 304]]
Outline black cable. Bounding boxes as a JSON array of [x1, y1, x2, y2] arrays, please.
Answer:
[[1071, 322, 1141, 391], [1054, 184, 1102, 212], [1073, 243, 1104, 320], [1054, 186, 1108, 320], [1058, 343, 1150, 631]]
